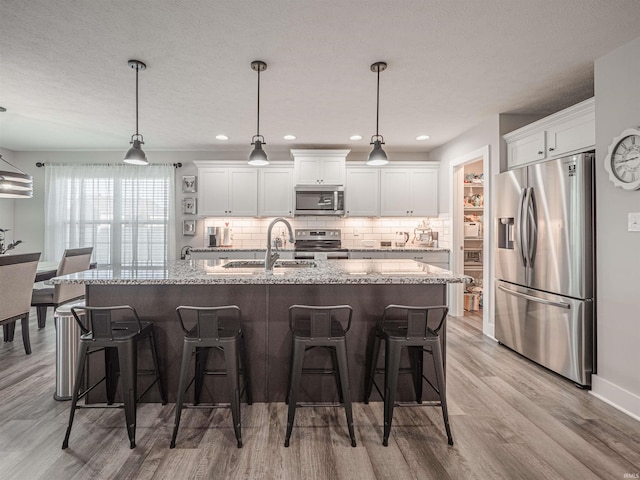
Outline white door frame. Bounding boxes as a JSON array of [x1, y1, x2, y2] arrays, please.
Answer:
[[448, 145, 493, 337]]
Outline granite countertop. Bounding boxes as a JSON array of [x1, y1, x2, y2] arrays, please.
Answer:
[[190, 246, 450, 253], [51, 259, 469, 286]]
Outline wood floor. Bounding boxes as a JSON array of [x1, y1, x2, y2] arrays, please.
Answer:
[[1, 309, 639, 479]]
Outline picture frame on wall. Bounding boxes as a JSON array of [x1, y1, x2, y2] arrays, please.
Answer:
[[182, 197, 197, 215], [182, 175, 197, 193], [183, 219, 196, 236]]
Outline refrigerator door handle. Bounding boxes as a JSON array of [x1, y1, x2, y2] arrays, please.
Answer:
[[526, 187, 538, 266], [517, 188, 528, 267], [497, 284, 571, 309]]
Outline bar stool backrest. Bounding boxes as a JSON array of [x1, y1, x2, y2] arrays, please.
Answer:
[[71, 305, 142, 341], [381, 305, 448, 339], [176, 305, 241, 341], [289, 305, 353, 339]]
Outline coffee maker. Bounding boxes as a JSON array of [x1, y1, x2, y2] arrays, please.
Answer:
[[207, 227, 222, 247]]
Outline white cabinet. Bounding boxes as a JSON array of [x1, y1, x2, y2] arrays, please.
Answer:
[[291, 149, 348, 185], [345, 168, 379, 217], [259, 167, 293, 217], [380, 166, 438, 217], [196, 166, 258, 217], [349, 251, 386, 259], [505, 98, 594, 169], [190, 250, 258, 260], [385, 251, 449, 269]]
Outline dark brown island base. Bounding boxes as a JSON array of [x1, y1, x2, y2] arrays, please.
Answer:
[[53, 259, 470, 404]]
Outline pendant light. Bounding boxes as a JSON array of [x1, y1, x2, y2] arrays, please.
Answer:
[[367, 61, 389, 166], [0, 154, 33, 198], [124, 59, 149, 165], [248, 60, 269, 166]]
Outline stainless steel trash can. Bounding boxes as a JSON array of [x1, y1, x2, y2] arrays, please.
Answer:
[[54, 301, 85, 401]]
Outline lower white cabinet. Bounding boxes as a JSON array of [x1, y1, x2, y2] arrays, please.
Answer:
[[384, 251, 449, 269], [349, 251, 386, 259], [190, 251, 258, 260]]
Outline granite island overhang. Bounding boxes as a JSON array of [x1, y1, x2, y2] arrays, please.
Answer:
[[53, 259, 471, 403]]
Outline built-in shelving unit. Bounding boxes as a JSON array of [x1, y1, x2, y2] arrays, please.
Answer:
[[463, 161, 484, 312]]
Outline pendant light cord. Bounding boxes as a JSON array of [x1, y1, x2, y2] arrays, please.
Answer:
[[135, 64, 140, 136], [375, 64, 380, 137], [256, 67, 261, 137]]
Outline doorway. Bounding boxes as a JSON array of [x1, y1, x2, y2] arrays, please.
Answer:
[[449, 145, 492, 337]]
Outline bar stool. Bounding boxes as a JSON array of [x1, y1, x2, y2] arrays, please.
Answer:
[[61, 305, 167, 449], [284, 305, 356, 448], [170, 305, 252, 449], [364, 304, 453, 447]]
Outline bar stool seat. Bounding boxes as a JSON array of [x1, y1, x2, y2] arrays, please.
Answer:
[[364, 304, 453, 447], [61, 305, 167, 450], [170, 305, 252, 449], [284, 304, 356, 448]]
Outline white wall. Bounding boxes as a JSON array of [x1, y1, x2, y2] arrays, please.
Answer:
[[0, 148, 16, 236], [591, 35, 640, 419]]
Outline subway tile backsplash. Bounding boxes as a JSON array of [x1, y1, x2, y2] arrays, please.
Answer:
[[198, 216, 451, 249]]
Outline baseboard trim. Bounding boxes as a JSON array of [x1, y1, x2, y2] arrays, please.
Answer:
[[590, 375, 640, 422]]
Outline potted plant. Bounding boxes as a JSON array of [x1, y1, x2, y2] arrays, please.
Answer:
[[0, 228, 22, 254]]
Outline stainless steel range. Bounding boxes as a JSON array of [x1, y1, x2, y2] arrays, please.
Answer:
[[293, 228, 349, 259]]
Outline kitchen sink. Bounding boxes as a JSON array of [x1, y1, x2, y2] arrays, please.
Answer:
[[222, 260, 317, 269]]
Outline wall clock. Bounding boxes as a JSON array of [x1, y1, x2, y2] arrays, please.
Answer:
[[604, 127, 640, 190]]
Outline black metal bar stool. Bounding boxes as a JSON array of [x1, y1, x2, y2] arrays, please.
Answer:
[[62, 305, 167, 450], [170, 305, 252, 449], [364, 304, 453, 447], [284, 304, 356, 448]]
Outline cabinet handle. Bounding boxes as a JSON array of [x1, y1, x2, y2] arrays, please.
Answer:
[[537, 151, 544, 155], [548, 147, 555, 152]]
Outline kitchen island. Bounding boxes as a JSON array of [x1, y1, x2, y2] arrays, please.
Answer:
[[53, 259, 469, 403]]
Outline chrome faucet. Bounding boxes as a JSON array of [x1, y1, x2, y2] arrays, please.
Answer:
[[265, 217, 295, 271]]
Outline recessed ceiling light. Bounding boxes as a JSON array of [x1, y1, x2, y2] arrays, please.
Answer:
[[283, 134, 296, 140], [416, 135, 430, 141], [350, 135, 363, 141], [216, 134, 229, 141]]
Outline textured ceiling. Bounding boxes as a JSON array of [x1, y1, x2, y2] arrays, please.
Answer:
[[1, 0, 640, 155]]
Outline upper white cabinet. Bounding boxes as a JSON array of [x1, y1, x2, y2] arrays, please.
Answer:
[[380, 165, 438, 217], [195, 162, 258, 217], [345, 167, 380, 217], [505, 98, 595, 169], [259, 167, 294, 217], [291, 149, 348, 185]]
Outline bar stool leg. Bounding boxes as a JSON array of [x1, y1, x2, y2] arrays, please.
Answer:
[[331, 348, 344, 403], [430, 339, 454, 446], [148, 329, 167, 404], [170, 343, 194, 448], [62, 342, 89, 449], [382, 340, 402, 447], [409, 346, 424, 403], [118, 341, 138, 449], [335, 341, 356, 447], [364, 331, 382, 403], [194, 347, 210, 406], [239, 333, 253, 405], [284, 340, 305, 447], [224, 341, 243, 448], [105, 347, 118, 405]]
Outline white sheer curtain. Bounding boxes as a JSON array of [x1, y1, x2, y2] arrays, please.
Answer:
[[44, 164, 176, 266]]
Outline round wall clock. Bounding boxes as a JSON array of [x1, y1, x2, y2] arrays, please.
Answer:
[[604, 127, 640, 190]]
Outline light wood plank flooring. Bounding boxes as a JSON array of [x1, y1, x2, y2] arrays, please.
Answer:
[[1, 309, 639, 479]]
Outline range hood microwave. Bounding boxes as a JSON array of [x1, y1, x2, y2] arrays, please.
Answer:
[[294, 185, 345, 216]]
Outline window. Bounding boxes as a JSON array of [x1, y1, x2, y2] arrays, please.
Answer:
[[44, 164, 175, 266]]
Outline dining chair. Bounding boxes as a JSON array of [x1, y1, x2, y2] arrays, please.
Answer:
[[31, 247, 93, 329], [0, 252, 41, 354]]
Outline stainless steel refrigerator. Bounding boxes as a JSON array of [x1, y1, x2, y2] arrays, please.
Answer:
[[495, 151, 595, 387]]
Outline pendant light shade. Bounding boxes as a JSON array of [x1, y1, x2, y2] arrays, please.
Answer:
[[124, 60, 149, 166], [367, 61, 389, 166], [0, 155, 33, 199], [249, 60, 269, 166]]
